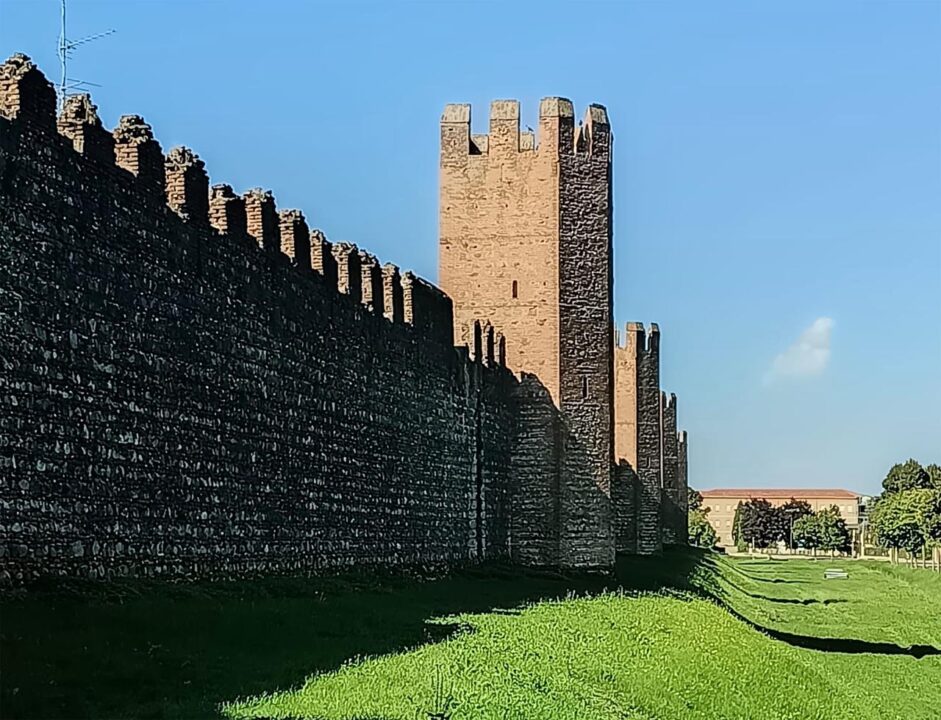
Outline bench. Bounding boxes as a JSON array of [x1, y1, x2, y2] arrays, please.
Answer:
[[824, 569, 848, 579]]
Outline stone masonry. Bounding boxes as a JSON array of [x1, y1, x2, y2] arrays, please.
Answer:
[[677, 430, 689, 541], [0, 54, 690, 585], [661, 392, 679, 545]]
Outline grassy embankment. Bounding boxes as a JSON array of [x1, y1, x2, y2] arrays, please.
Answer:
[[2, 551, 939, 719]]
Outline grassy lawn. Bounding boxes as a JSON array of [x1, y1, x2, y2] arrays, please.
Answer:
[[1, 552, 938, 719]]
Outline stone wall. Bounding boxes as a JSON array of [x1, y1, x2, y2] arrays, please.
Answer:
[[557, 107, 614, 569], [612, 460, 638, 554], [660, 392, 679, 545], [677, 430, 689, 544], [0, 55, 522, 585]]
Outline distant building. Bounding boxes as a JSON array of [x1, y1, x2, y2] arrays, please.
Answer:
[[700, 489, 862, 547]]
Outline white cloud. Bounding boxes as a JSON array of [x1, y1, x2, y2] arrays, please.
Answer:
[[766, 317, 834, 383]]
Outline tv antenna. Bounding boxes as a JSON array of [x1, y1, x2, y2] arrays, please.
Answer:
[[57, 0, 115, 110]]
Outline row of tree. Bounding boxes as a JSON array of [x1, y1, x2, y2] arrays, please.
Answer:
[[868, 460, 941, 569], [731, 497, 850, 555], [685, 488, 851, 555]]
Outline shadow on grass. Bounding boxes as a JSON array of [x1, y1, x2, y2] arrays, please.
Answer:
[[0, 551, 702, 720], [747, 594, 847, 606], [693, 554, 941, 660], [726, 609, 941, 659]]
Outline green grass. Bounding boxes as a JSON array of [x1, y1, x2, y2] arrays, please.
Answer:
[[1, 553, 939, 719]]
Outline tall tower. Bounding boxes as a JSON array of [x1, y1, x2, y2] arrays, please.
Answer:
[[614, 322, 663, 555], [439, 98, 613, 568]]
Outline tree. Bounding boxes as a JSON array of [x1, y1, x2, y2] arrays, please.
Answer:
[[738, 498, 785, 550], [792, 513, 822, 555], [926, 464, 941, 490], [916, 489, 941, 571], [780, 498, 813, 549], [882, 459, 931, 496], [688, 510, 717, 548], [732, 502, 746, 552], [816, 505, 851, 555], [870, 491, 930, 565], [792, 506, 849, 556], [688, 488, 704, 512]]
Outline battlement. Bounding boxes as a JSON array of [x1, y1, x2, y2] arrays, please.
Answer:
[[0, 54, 454, 343], [57, 93, 114, 163], [616, 321, 660, 355], [0, 53, 56, 127], [440, 98, 610, 161], [460, 320, 508, 369], [401, 272, 454, 345]]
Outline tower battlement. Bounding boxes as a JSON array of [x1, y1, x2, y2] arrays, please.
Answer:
[[441, 98, 610, 160]]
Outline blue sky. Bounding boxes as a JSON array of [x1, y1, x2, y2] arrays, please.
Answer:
[[2, 0, 939, 495]]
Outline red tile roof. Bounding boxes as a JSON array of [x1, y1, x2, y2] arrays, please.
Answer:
[[699, 488, 860, 500]]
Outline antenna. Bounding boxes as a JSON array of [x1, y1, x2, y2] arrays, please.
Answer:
[[57, 0, 115, 110]]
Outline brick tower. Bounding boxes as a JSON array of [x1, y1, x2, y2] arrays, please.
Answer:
[[439, 98, 614, 568]]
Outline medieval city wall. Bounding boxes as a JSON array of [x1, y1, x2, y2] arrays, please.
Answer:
[[0, 56, 519, 585], [0, 55, 690, 583]]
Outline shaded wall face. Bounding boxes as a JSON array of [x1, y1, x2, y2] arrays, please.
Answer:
[[660, 397, 679, 546], [613, 461, 639, 554], [677, 435, 689, 545], [0, 105, 517, 584], [557, 141, 614, 568], [636, 343, 663, 555]]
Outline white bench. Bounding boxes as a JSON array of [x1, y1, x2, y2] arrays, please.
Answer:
[[824, 568, 848, 579]]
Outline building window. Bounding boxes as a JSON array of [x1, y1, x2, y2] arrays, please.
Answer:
[[581, 376, 588, 399], [511, 280, 518, 299]]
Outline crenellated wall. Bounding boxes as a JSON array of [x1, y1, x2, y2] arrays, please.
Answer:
[[0, 54, 690, 583], [0, 55, 517, 585]]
